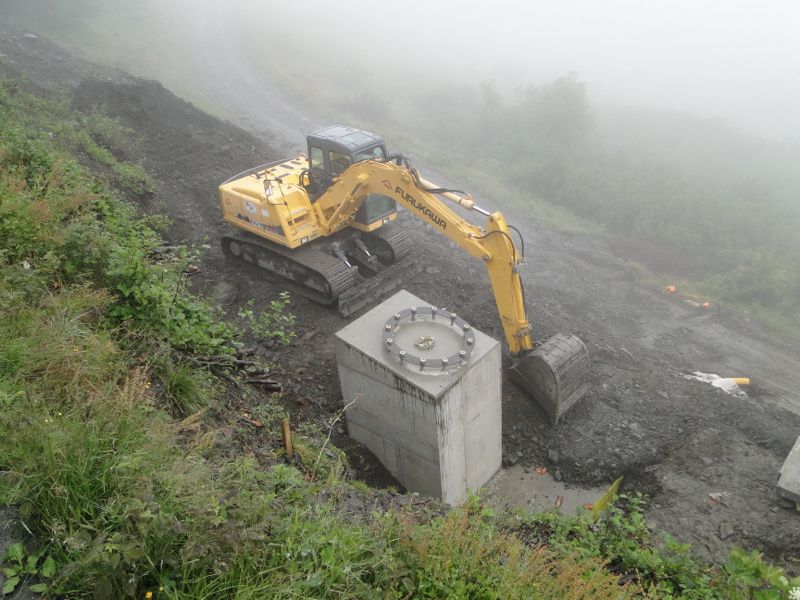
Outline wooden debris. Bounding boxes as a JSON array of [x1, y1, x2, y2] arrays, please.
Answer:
[[192, 352, 281, 391], [281, 417, 293, 459]]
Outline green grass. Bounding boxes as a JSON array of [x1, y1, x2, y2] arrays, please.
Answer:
[[157, 359, 213, 417], [78, 129, 154, 196]]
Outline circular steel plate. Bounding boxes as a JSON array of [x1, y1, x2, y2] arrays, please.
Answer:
[[382, 306, 474, 373]]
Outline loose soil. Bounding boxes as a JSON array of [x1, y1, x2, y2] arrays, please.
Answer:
[[2, 24, 800, 570]]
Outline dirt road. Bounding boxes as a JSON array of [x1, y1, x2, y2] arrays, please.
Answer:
[[2, 22, 799, 567]]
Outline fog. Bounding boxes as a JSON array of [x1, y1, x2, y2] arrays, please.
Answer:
[[4, 0, 800, 141], [245, 0, 800, 143]]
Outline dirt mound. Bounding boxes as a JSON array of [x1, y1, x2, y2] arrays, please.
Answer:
[[72, 78, 270, 238]]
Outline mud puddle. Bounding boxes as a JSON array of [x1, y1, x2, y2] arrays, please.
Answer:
[[486, 466, 607, 515]]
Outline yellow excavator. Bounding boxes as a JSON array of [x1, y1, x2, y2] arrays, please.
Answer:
[[219, 125, 589, 421]]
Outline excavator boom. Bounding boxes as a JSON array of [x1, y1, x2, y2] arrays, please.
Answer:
[[312, 156, 590, 422]]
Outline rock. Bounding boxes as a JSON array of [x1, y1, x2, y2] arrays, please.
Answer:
[[718, 522, 734, 540], [209, 280, 238, 306], [253, 342, 275, 360], [425, 266, 441, 274], [300, 329, 318, 343], [553, 469, 562, 482], [547, 449, 560, 463], [777, 435, 800, 504]]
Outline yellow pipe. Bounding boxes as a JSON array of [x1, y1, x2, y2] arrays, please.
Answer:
[[724, 377, 750, 386]]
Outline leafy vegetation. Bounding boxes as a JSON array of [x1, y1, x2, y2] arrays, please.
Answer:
[[1, 74, 798, 599], [404, 76, 800, 320], [419, 79, 798, 327], [238, 291, 297, 346], [514, 494, 800, 599], [2, 542, 56, 595]]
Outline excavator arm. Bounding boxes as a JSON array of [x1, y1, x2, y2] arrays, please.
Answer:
[[312, 159, 534, 354], [312, 157, 590, 423]]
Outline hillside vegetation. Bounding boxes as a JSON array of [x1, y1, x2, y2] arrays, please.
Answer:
[[2, 75, 800, 599], [408, 77, 800, 310]]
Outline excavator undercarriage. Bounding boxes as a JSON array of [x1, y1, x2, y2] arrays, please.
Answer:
[[221, 221, 420, 316]]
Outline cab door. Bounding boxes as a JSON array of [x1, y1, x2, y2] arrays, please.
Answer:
[[306, 144, 333, 199]]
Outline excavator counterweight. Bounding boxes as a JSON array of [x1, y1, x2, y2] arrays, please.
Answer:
[[219, 125, 590, 422]]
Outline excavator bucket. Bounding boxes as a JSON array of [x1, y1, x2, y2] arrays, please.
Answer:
[[509, 333, 590, 425]]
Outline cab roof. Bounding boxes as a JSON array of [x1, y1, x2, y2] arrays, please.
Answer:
[[307, 125, 384, 151]]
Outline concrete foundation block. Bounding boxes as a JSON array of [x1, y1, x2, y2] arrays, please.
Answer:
[[335, 290, 501, 505], [777, 436, 800, 503]]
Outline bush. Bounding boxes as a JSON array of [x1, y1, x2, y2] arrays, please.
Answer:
[[156, 358, 213, 416], [514, 493, 800, 599], [238, 291, 296, 346]]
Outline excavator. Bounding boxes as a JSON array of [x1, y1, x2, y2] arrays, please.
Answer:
[[219, 125, 589, 421]]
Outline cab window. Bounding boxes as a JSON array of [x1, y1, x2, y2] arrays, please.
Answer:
[[309, 146, 324, 171], [330, 151, 351, 177], [354, 145, 387, 162]]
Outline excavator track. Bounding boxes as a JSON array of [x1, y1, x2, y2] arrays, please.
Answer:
[[339, 223, 420, 316], [337, 256, 422, 317], [221, 224, 420, 315], [362, 221, 413, 265], [222, 234, 356, 305]]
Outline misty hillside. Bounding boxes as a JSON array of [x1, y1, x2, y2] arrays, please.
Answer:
[[3, 3, 800, 598]]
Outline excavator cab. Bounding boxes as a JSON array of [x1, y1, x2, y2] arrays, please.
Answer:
[[305, 126, 396, 227]]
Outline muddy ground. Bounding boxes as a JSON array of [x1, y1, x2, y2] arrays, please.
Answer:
[[2, 25, 800, 569]]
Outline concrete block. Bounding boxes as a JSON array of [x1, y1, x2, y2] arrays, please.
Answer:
[[335, 289, 502, 505], [777, 436, 800, 503]]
